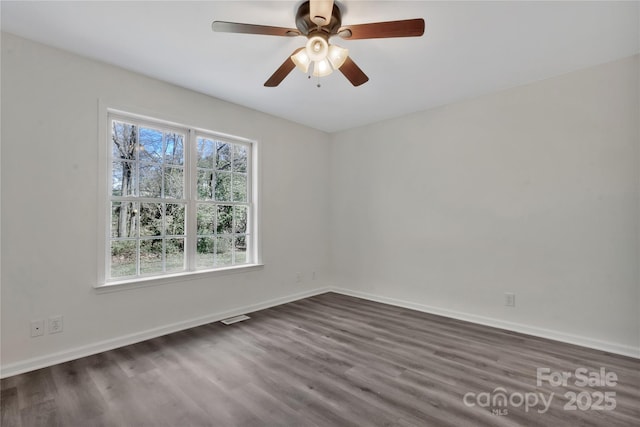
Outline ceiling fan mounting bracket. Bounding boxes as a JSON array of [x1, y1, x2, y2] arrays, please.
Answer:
[[295, 1, 342, 37]]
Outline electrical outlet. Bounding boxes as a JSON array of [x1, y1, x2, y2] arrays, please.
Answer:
[[49, 315, 63, 334], [505, 292, 516, 307], [31, 319, 45, 337], [296, 272, 302, 283], [312, 271, 316, 280]]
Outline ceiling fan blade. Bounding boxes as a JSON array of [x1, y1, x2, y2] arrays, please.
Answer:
[[264, 48, 304, 87], [338, 18, 425, 40], [339, 56, 369, 87], [212, 21, 300, 37]]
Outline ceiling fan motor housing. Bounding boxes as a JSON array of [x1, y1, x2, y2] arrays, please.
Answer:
[[295, 1, 342, 37]]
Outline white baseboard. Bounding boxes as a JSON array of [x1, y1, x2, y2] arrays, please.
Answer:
[[331, 287, 640, 359], [3, 284, 637, 378], [0, 286, 331, 379]]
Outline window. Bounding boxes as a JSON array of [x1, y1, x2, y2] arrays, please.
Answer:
[[194, 136, 250, 269], [105, 110, 257, 284]]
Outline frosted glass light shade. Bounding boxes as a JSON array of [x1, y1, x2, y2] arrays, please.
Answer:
[[291, 49, 311, 73], [305, 36, 329, 62], [312, 59, 333, 77], [327, 45, 349, 69]]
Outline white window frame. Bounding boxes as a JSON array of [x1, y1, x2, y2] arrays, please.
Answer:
[[96, 104, 262, 292]]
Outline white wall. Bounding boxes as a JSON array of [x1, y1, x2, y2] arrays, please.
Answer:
[[330, 55, 640, 356], [2, 33, 639, 376], [1, 33, 331, 375]]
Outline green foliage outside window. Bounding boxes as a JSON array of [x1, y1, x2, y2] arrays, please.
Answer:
[[109, 118, 251, 280]]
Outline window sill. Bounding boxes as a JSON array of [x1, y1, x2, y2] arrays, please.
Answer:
[[94, 264, 264, 294]]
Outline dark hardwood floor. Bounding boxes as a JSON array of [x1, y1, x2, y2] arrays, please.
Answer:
[[2, 292, 639, 426]]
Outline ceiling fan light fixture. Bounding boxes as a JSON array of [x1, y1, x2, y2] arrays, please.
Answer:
[[305, 35, 329, 62], [312, 58, 333, 77], [291, 49, 311, 73], [327, 44, 348, 69]]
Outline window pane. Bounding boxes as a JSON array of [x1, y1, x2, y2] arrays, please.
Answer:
[[165, 204, 185, 236], [112, 121, 137, 161], [111, 202, 137, 238], [217, 205, 233, 234], [197, 170, 213, 200], [234, 236, 247, 264], [232, 173, 247, 202], [165, 133, 184, 165], [139, 163, 162, 197], [197, 204, 215, 235], [197, 137, 214, 168], [140, 239, 163, 274], [166, 238, 185, 272], [234, 206, 247, 234], [216, 142, 231, 171], [112, 161, 136, 197], [139, 127, 163, 163], [196, 237, 215, 269], [214, 172, 231, 201], [140, 203, 162, 237], [164, 167, 184, 199], [108, 114, 256, 281], [232, 144, 247, 173], [111, 240, 137, 278], [215, 237, 232, 267]]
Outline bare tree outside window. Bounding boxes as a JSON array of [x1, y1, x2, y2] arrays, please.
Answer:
[[108, 114, 252, 281]]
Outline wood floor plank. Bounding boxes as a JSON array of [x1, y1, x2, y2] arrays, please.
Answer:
[[2, 292, 638, 426], [0, 387, 21, 427], [19, 398, 60, 427]]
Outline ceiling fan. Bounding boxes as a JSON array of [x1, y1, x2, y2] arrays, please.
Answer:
[[212, 0, 425, 87]]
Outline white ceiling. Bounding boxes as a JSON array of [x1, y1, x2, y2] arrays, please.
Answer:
[[2, 1, 639, 132]]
